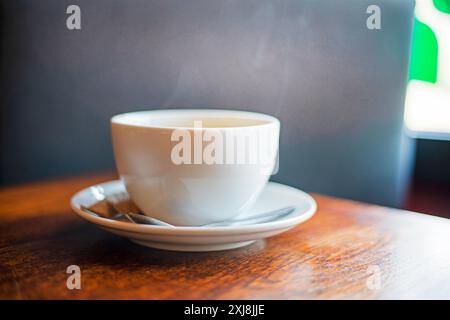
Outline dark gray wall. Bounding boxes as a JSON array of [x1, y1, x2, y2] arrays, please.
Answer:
[[1, 0, 415, 207]]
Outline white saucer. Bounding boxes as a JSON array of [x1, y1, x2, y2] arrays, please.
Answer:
[[70, 180, 316, 252]]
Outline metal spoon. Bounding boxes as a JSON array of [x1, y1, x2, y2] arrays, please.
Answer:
[[80, 204, 296, 227]]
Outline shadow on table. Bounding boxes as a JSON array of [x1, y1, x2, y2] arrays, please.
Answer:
[[65, 224, 268, 269]]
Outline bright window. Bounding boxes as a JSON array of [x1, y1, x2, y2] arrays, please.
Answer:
[[405, 0, 450, 139]]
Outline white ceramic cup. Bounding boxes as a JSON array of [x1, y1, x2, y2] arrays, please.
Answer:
[[111, 109, 280, 226]]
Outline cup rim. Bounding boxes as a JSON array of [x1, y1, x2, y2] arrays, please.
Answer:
[[111, 109, 279, 130]]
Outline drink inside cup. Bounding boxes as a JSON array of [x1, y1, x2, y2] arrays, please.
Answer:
[[120, 116, 270, 128], [111, 109, 280, 226]]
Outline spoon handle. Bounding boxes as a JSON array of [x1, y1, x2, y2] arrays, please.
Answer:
[[81, 205, 296, 227], [126, 212, 174, 227], [202, 206, 296, 227]]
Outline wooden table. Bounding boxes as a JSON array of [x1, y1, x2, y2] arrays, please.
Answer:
[[1, 173, 450, 299]]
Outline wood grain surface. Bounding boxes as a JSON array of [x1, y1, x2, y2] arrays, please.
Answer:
[[1, 173, 450, 299]]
